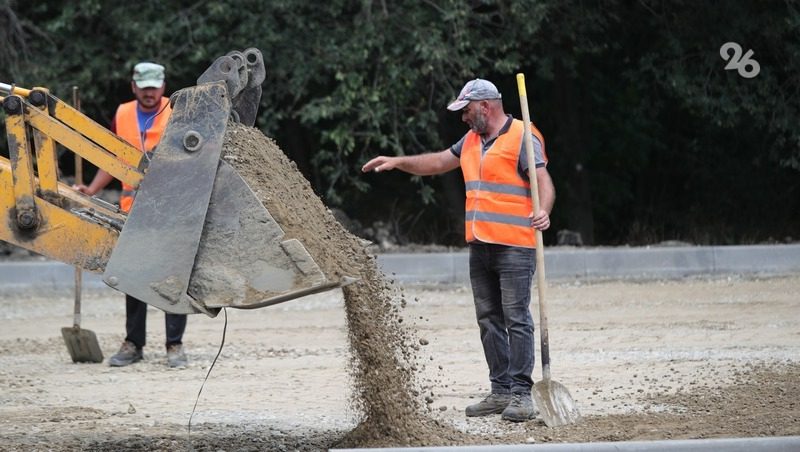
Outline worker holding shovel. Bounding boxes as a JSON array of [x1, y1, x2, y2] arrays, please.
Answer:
[[362, 79, 554, 422]]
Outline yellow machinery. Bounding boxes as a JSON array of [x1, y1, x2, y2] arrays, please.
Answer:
[[0, 49, 351, 317]]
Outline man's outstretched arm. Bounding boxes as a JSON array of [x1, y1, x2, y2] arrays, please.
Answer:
[[362, 149, 460, 176]]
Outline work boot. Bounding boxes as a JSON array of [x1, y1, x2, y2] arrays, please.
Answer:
[[501, 392, 538, 422], [465, 393, 513, 417], [108, 341, 143, 367], [166, 344, 188, 368]]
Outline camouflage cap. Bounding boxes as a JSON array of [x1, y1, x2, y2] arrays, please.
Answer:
[[132, 62, 165, 89]]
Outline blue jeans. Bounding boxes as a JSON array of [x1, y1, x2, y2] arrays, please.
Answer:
[[469, 242, 535, 394]]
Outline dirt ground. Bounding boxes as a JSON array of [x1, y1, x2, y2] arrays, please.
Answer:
[[2, 124, 798, 450], [0, 273, 798, 451]]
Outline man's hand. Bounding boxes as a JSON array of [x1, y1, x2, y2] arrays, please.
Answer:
[[361, 156, 398, 173], [530, 209, 551, 231], [72, 184, 91, 195]]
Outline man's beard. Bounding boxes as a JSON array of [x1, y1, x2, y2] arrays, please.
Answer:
[[140, 97, 158, 109], [471, 111, 488, 135]]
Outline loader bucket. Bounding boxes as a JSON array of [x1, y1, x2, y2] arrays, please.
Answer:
[[187, 159, 352, 312], [102, 49, 353, 316]]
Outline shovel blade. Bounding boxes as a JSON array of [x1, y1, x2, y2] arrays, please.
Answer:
[[533, 379, 581, 427], [61, 327, 104, 363]]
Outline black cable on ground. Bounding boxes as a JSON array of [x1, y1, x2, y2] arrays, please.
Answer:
[[187, 307, 228, 434]]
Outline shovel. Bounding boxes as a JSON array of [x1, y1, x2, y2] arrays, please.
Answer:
[[60, 86, 104, 364], [516, 73, 580, 426], [60, 272, 104, 363]]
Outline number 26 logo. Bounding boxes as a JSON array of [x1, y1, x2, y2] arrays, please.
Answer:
[[720, 42, 760, 79]]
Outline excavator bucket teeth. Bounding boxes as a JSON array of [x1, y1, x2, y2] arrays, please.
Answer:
[[187, 160, 342, 312]]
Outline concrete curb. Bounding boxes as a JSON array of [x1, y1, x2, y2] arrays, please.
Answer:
[[330, 435, 800, 452], [377, 244, 800, 285], [1, 244, 798, 291]]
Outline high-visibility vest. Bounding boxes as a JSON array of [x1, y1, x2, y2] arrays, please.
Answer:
[[461, 118, 547, 248], [114, 97, 172, 213]]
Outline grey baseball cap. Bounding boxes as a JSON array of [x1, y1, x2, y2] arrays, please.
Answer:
[[132, 62, 165, 89], [447, 78, 502, 111]]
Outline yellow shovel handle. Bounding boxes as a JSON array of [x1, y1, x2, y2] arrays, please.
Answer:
[[516, 73, 551, 380]]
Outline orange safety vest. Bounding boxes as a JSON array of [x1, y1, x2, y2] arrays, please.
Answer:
[[461, 119, 547, 248], [114, 97, 172, 213]]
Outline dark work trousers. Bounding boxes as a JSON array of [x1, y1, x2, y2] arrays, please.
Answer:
[[124, 294, 187, 350], [469, 242, 536, 395]]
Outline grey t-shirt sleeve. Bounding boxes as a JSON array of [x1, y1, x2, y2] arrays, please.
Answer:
[[519, 134, 546, 176], [450, 133, 468, 158]]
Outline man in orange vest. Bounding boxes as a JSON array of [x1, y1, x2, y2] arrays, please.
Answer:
[[362, 79, 555, 422], [75, 61, 188, 368]]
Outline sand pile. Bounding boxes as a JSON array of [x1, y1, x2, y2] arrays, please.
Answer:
[[221, 122, 470, 447]]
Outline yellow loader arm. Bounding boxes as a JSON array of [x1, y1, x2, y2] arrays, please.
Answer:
[[1, 49, 353, 317]]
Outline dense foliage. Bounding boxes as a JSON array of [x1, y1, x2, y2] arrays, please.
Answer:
[[2, 0, 798, 246]]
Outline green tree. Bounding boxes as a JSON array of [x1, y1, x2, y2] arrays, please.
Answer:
[[2, 0, 798, 246]]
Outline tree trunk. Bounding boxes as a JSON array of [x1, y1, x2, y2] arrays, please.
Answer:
[[551, 60, 595, 245]]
